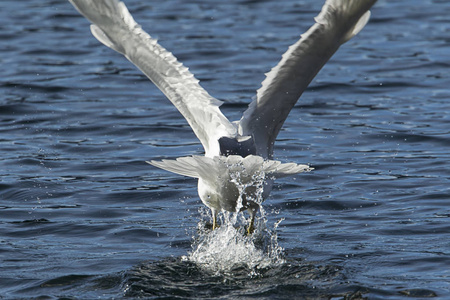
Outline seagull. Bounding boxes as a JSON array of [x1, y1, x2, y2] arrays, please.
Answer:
[[69, 0, 376, 234]]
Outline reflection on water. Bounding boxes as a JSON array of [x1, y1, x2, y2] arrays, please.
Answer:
[[123, 257, 346, 299]]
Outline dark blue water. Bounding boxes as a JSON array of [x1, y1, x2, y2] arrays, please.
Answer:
[[1, 0, 449, 298]]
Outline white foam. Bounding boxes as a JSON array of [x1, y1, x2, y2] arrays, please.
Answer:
[[184, 216, 285, 275]]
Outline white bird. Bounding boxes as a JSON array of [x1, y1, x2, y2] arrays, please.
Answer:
[[69, 0, 376, 234]]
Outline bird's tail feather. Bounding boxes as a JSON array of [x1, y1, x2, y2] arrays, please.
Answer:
[[147, 155, 313, 179]]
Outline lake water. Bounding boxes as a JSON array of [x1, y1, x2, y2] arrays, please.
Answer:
[[1, 0, 449, 298]]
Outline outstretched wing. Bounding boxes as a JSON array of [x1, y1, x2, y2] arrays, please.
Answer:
[[69, 0, 236, 156], [239, 0, 376, 158]]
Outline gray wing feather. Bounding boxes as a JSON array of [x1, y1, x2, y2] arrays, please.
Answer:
[[69, 0, 236, 156], [239, 0, 376, 158]]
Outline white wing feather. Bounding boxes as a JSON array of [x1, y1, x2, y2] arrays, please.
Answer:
[[69, 0, 236, 156], [239, 0, 376, 158]]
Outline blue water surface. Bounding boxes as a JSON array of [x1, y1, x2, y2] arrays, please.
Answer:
[[1, 0, 449, 298]]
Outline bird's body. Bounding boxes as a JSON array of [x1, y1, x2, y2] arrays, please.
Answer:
[[69, 0, 376, 233]]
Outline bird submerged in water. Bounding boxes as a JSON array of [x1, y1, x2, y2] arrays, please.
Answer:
[[69, 0, 376, 234]]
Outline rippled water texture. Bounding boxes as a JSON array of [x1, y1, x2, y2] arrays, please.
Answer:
[[1, 0, 449, 298]]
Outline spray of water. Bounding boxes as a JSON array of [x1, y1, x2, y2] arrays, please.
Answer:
[[183, 162, 285, 275]]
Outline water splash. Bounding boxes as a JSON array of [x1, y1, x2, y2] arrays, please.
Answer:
[[184, 162, 285, 275], [185, 216, 285, 276]]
